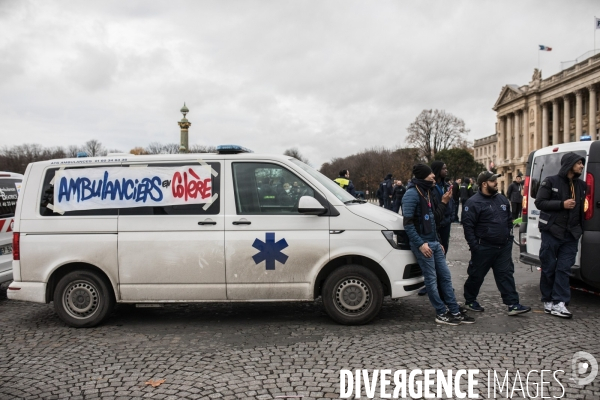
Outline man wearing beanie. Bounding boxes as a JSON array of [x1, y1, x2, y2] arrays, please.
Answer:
[[402, 163, 474, 326]]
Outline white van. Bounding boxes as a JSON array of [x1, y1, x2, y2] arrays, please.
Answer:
[[8, 146, 423, 327], [0, 172, 23, 285], [519, 139, 600, 289]]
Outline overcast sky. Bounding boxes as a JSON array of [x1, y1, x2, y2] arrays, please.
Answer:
[[1, 0, 598, 167]]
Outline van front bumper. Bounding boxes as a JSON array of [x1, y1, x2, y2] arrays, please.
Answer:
[[7, 281, 46, 303], [380, 250, 424, 298]]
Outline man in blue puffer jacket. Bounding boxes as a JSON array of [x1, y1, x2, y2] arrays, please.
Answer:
[[402, 164, 474, 326], [462, 171, 531, 316]]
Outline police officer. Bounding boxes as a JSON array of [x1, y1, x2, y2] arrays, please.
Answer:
[[382, 173, 393, 209], [462, 171, 531, 316], [534, 152, 586, 318], [334, 169, 357, 197]]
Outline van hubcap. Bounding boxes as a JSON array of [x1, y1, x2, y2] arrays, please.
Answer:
[[63, 281, 100, 319], [334, 278, 370, 314]]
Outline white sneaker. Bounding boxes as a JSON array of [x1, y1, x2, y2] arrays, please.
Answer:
[[543, 302, 553, 314], [551, 302, 573, 319]]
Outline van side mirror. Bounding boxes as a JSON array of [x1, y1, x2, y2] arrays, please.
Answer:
[[298, 196, 327, 215]]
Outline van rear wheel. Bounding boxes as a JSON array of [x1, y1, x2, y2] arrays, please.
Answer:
[[53, 270, 115, 328], [322, 265, 383, 325]]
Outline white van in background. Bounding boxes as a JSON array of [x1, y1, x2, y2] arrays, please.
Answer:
[[519, 140, 600, 289], [0, 172, 23, 285], [8, 146, 423, 327]]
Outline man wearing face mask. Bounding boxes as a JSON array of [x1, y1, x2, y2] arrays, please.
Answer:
[[462, 171, 531, 316], [402, 164, 475, 326]]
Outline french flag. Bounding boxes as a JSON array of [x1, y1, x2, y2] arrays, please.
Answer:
[[539, 45, 552, 51]]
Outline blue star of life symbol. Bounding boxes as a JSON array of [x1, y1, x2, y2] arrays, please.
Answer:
[[252, 232, 289, 270]]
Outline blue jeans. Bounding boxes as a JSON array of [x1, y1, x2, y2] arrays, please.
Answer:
[[410, 241, 459, 315], [539, 231, 578, 304]]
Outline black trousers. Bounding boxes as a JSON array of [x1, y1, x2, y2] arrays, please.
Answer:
[[464, 241, 520, 306], [511, 202, 522, 221], [453, 200, 460, 222]]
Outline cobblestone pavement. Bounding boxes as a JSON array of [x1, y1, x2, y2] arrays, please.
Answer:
[[1, 225, 600, 399]]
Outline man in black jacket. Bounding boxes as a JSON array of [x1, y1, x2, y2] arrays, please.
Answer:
[[506, 174, 524, 223], [431, 161, 454, 252], [391, 180, 406, 213], [382, 173, 393, 210], [462, 171, 531, 316], [452, 178, 461, 222], [534, 152, 586, 319]]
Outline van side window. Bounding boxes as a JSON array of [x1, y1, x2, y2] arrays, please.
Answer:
[[120, 162, 221, 215], [0, 178, 21, 218], [39, 167, 119, 217], [232, 162, 315, 214], [530, 151, 586, 199]]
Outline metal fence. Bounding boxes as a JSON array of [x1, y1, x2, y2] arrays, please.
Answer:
[[561, 49, 600, 70]]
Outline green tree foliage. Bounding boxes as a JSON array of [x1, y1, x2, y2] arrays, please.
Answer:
[[433, 148, 485, 180]]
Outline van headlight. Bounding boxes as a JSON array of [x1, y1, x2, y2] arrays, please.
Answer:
[[382, 230, 411, 250], [382, 230, 398, 248]]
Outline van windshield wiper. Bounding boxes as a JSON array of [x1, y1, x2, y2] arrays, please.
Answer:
[[344, 199, 367, 204]]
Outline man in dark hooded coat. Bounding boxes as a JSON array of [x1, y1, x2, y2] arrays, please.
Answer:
[[382, 173, 393, 210], [534, 152, 586, 319]]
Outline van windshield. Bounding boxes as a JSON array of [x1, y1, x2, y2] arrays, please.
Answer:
[[530, 150, 586, 199], [290, 159, 356, 202], [0, 178, 21, 218]]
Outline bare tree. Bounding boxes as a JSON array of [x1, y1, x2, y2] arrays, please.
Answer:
[[406, 109, 470, 163], [283, 147, 309, 164], [145, 142, 164, 154], [188, 144, 217, 153], [162, 143, 180, 154], [66, 145, 80, 158], [0, 144, 67, 174], [82, 139, 107, 157]]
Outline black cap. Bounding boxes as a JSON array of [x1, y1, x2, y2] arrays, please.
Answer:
[[413, 164, 433, 180], [477, 171, 501, 186]]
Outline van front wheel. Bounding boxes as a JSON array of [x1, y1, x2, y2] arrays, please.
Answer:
[[322, 265, 383, 325], [53, 271, 115, 328]]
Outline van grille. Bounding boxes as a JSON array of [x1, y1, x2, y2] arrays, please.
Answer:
[[402, 263, 423, 279]]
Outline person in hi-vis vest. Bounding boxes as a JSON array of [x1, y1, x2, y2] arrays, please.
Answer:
[[334, 169, 357, 197]]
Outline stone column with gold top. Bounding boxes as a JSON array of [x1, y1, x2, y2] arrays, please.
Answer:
[[589, 85, 597, 140], [178, 103, 191, 153]]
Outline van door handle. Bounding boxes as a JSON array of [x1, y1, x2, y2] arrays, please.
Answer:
[[232, 220, 251, 225], [198, 221, 217, 225]]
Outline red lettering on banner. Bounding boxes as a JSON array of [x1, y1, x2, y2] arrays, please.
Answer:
[[172, 169, 211, 201], [0, 220, 4, 232]]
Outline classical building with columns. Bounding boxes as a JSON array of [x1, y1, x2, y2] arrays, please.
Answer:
[[492, 53, 600, 193], [474, 134, 497, 171]]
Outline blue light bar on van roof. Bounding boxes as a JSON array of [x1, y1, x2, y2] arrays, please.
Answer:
[[580, 135, 592, 141], [216, 144, 254, 154]]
